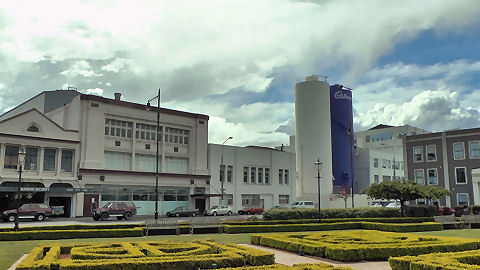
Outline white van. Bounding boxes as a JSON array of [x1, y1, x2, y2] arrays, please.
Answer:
[[291, 201, 315, 209]]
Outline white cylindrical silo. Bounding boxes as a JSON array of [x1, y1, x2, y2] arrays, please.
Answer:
[[295, 75, 333, 207]]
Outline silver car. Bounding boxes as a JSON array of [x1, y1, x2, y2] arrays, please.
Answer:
[[204, 205, 233, 216]]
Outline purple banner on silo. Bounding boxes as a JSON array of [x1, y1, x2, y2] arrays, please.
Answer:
[[330, 84, 354, 189]]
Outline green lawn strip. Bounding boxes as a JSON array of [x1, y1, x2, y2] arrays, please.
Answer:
[[412, 228, 480, 239], [0, 233, 252, 270]]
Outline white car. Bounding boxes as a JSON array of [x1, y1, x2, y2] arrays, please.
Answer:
[[291, 201, 315, 209], [204, 205, 233, 216], [385, 202, 401, 208]]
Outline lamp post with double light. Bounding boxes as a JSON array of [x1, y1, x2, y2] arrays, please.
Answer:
[[147, 89, 161, 221], [314, 158, 323, 223], [220, 136, 233, 204], [14, 148, 26, 231]]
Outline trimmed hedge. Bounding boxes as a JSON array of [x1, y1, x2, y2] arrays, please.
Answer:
[[251, 230, 480, 262], [389, 249, 480, 270], [0, 228, 144, 241], [17, 240, 275, 270], [224, 221, 442, 234], [221, 263, 353, 270], [0, 223, 144, 232], [224, 217, 434, 226], [263, 207, 401, 220], [404, 205, 438, 217]]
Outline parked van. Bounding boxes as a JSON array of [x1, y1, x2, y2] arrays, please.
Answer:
[[291, 201, 315, 209]]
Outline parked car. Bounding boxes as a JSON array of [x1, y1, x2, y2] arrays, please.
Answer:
[[166, 206, 200, 217], [204, 205, 232, 216], [238, 207, 264, 215], [291, 201, 315, 209], [385, 202, 401, 209], [438, 206, 456, 215], [2, 203, 52, 222], [92, 202, 137, 221]]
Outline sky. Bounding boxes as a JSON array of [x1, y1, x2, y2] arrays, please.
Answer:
[[1, 0, 480, 147]]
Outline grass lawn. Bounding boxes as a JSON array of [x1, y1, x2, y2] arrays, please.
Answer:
[[0, 233, 252, 270], [413, 228, 480, 239]]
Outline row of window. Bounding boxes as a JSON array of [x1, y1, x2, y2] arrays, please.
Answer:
[[103, 151, 188, 173], [413, 167, 467, 185], [414, 168, 438, 185], [241, 167, 272, 184], [413, 141, 480, 163], [99, 186, 190, 202], [416, 193, 469, 206], [373, 175, 400, 183], [105, 118, 189, 145], [3, 145, 74, 172], [373, 158, 403, 170]]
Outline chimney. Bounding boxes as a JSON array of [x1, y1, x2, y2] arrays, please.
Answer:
[[114, 92, 121, 101]]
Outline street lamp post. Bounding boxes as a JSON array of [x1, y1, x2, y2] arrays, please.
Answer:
[[147, 89, 161, 221], [14, 148, 26, 231], [314, 158, 323, 223], [220, 137, 233, 204]]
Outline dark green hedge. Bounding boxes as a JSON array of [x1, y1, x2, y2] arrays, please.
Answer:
[[224, 221, 442, 234], [263, 207, 401, 220], [224, 217, 433, 226], [0, 223, 144, 232], [0, 228, 144, 241]]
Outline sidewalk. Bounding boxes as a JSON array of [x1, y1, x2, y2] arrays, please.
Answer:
[[241, 244, 391, 270]]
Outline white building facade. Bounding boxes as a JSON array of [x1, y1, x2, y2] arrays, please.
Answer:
[[354, 124, 430, 192], [0, 90, 210, 216], [208, 144, 296, 212]]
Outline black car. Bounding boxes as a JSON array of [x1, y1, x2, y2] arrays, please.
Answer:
[[166, 206, 199, 217]]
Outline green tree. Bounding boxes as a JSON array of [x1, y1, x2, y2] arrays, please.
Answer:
[[418, 185, 450, 205], [361, 180, 449, 216]]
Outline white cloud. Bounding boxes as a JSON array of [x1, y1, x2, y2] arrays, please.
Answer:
[[355, 89, 480, 131], [60, 60, 102, 77], [81, 88, 104, 96], [101, 58, 130, 73], [1, 0, 479, 100]]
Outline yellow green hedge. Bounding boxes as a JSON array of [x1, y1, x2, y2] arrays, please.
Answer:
[[0, 228, 144, 241], [16, 239, 275, 270], [221, 263, 353, 270], [224, 221, 442, 234], [251, 230, 480, 262], [389, 249, 480, 270]]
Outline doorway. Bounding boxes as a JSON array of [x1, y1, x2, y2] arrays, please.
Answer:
[[83, 194, 99, 217], [195, 198, 205, 213]]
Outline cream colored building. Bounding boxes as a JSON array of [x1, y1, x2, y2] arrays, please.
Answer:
[[0, 90, 210, 216], [208, 144, 296, 212]]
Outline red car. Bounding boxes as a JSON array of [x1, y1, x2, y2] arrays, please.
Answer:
[[238, 207, 264, 215], [3, 203, 52, 222], [92, 202, 137, 221], [438, 207, 456, 215]]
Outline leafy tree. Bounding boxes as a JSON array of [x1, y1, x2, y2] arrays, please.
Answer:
[[362, 180, 449, 216], [418, 185, 450, 205]]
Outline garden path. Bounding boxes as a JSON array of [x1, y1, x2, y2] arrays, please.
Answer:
[[241, 244, 391, 270]]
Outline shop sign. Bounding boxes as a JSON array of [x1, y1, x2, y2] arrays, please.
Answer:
[[20, 187, 50, 192]]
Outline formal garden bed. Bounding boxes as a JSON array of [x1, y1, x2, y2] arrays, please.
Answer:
[[15, 239, 351, 270], [389, 249, 480, 270], [251, 230, 480, 262]]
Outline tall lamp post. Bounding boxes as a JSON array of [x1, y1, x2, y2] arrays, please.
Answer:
[[220, 136, 233, 204], [314, 159, 323, 223], [14, 148, 26, 231], [147, 89, 161, 221]]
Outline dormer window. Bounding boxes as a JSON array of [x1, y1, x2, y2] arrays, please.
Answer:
[[27, 126, 39, 132]]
